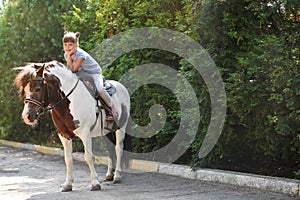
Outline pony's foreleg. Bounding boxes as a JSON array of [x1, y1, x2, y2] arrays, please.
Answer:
[[58, 134, 74, 192], [79, 129, 101, 191], [114, 129, 125, 183]]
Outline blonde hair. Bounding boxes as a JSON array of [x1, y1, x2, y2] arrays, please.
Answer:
[[62, 31, 80, 44]]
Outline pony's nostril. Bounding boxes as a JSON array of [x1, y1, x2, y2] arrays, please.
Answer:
[[28, 114, 35, 122], [27, 114, 31, 122]]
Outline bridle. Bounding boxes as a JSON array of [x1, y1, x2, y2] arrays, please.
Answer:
[[24, 77, 79, 117]]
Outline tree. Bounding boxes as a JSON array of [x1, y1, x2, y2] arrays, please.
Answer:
[[197, 0, 299, 178], [0, 0, 86, 144]]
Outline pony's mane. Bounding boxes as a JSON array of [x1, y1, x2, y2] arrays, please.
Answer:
[[14, 63, 38, 99], [13, 61, 75, 99], [46, 61, 77, 81]]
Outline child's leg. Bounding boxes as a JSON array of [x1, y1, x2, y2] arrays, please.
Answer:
[[92, 74, 112, 107], [92, 74, 118, 120]]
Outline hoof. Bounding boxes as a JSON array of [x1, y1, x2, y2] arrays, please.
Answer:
[[113, 178, 121, 184], [105, 175, 114, 182], [91, 184, 101, 191], [62, 185, 72, 192]]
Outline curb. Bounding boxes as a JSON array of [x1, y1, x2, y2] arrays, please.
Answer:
[[158, 163, 300, 196], [0, 139, 299, 196], [0, 139, 64, 156]]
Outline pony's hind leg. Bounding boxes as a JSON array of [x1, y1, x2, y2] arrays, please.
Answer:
[[113, 129, 125, 183], [59, 134, 74, 192], [79, 129, 101, 191], [104, 132, 116, 181], [105, 157, 114, 182]]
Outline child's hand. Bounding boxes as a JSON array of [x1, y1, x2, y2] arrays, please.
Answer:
[[69, 48, 76, 56]]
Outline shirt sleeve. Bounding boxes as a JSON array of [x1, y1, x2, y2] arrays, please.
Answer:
[[75, 50, 87, 60]]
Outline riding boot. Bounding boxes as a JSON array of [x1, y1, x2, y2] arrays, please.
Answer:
[[98, 89, 112, 107], [106, 105, 118, 121], [97, 89, 118, 120]]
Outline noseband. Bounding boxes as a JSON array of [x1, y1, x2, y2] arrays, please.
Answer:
[[24, 77, 79, 117]]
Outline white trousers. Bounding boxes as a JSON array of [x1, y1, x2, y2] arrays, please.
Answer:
[[91, 74, 112, 107]]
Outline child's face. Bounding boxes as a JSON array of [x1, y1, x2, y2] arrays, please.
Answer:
[[63, 42, 77, 54]]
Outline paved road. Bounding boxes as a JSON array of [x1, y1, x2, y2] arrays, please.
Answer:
[[0, 144, 298, 200]]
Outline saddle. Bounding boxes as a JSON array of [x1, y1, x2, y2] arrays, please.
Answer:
[[81, 78, 116, 100]]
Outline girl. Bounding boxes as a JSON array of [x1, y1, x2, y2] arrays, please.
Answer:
[[62, 31, 116, 120]]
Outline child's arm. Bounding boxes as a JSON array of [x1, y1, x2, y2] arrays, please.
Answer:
[[66, 52, 84, 72]]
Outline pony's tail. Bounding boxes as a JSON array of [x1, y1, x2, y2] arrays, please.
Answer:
[[123, 132, 132, 169], [121, 103, 131, 169]]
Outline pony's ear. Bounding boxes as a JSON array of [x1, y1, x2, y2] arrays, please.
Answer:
[[32, 64, 41, 70], [64, 31, 68, 35], [36, 64, 45, 78]]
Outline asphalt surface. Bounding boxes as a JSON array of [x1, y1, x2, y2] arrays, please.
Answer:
[[1, 144, 298, 200]]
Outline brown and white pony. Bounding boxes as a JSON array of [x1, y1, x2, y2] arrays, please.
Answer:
[[14, 61, 131, 191]]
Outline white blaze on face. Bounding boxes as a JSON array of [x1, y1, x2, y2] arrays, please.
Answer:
[[22, 83, 38, 126]]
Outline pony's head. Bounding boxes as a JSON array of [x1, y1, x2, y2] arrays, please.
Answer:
[[14, 61, 60, 126]]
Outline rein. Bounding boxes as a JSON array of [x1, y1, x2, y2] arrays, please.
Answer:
[[44, 79, 79, 112], [24, 79, 80, 116]]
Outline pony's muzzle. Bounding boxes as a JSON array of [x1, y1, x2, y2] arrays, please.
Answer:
[[22, 106, 38, 126]]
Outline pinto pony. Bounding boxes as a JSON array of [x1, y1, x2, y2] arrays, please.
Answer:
[[14, 61, 131, 191]]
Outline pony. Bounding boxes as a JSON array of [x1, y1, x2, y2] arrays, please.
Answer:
[[13, 60, 131, 191]]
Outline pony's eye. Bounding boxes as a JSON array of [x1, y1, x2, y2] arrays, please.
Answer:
[[34, 87, 41, 93]]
